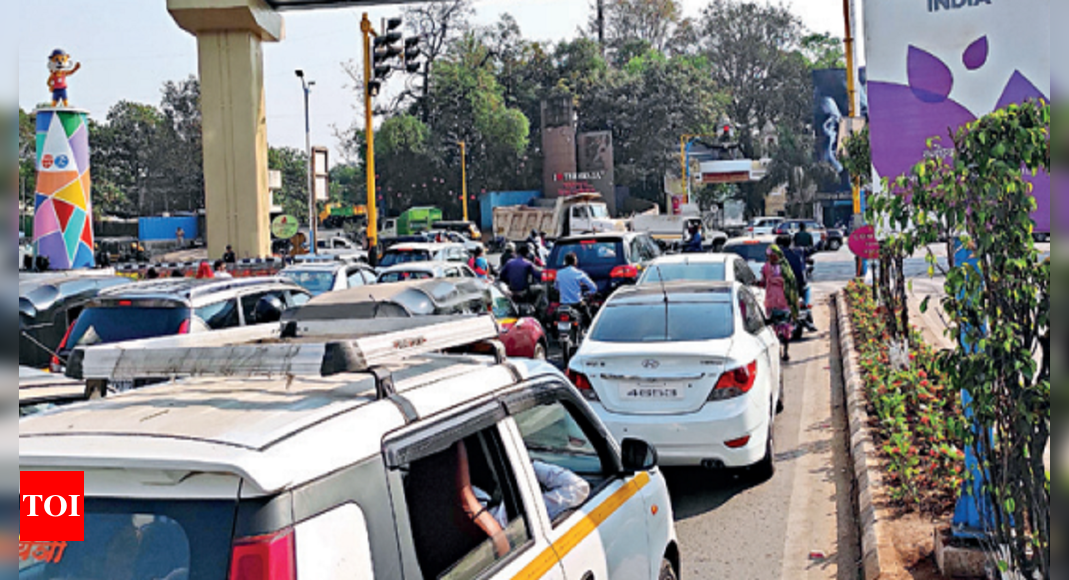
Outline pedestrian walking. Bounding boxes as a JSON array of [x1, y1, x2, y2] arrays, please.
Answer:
[[759, 245, 799, 362], [223, 245, 237, 264], [176, 227, 186, 248]]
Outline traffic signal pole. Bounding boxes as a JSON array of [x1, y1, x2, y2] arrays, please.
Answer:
[[362, 13, 378, 261]]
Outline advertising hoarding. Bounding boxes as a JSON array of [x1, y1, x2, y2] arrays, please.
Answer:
[[864, 0, 1050, 233]]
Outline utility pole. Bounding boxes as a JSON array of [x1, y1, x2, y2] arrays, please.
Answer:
[[843, 0, 864, 276], [296, 70, 317, 255], [459, 141, 468, 223], [597, 0, 606, 56], [361, 13, 379, 264]]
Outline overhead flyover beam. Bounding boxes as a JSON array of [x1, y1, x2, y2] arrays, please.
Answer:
[[265, 0, 425, 8]]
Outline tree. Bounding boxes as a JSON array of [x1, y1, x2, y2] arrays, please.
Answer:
[[591, 0, 689, 55], [577, 50, 723, 205], [800, 32, 845, 70], [19, 109, 36, 212], [698, 1, 814, 214], [268, 147, 310, 223], [91, 101, 167, 216], [157, 77, 204, 213], [840, 125, 871, 188]]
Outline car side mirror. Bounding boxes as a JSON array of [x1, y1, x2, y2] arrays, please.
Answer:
[[621, 438, 658, 473]]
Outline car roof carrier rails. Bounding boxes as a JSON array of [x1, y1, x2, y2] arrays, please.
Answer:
[[68, 315, 506, 401]]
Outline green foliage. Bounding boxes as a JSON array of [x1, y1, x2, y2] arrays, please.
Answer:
[[800, 32, 846, 70], [268, 147, 311, 224], [593, 0, 688, 54], [867, 100, 1050, 578], [840, 125, 871, 188], [845, 281, 966, 511]]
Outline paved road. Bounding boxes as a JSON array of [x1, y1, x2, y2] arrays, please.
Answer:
[[664, 295, 859, 580]]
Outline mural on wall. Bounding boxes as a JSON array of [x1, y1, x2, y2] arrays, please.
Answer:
[[864, 0, 1050, 233], [33, 108, 94, 270]]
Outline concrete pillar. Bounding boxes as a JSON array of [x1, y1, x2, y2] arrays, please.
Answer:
[[168, 0, 283, 260]]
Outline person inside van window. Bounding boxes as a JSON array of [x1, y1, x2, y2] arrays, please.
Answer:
[[475, 460, 590, 526]]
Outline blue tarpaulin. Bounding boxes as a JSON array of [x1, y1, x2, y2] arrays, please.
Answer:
[[139, 216, 199, 242]]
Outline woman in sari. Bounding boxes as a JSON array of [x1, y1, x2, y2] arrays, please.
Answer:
[[759, 245, 799, 361]]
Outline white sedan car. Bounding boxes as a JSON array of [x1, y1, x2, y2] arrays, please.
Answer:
[[376, 261, 478, 284], [568, 281, 783, 479]]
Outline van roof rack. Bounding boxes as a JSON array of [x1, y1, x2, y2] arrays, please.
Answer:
[[66, 315, 506, 401]]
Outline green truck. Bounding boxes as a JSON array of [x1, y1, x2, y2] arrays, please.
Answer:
[[380, 206, 443, 238]]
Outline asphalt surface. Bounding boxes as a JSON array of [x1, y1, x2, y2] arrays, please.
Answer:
[[661, 296, 858, 580]]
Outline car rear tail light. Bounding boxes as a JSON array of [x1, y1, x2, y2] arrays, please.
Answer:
[[610, 265, 639, 279], [178, 319, 192, 335], [543, 269, 557, 283], [724, 436, 751, 449], [229, 530, 296, 580], [51, 321, 77, 373], [567, 370, 600, 402], [708, 360, 758, 401]]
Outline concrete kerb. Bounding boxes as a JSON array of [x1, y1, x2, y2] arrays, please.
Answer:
[[833, 292, 907, 580]]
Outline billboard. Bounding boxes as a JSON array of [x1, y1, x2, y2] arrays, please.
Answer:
[[812, 69, 852, 193], [864, 0, 1050, 233]]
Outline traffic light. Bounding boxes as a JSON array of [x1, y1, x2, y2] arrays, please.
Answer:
[[404, 37, 422, 74], [369, 18, 404, 98]]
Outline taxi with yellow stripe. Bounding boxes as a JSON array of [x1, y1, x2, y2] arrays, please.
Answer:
[[19, 317, 678, 580]]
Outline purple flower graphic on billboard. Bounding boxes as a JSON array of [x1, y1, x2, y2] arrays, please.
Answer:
[[868, 35, 1049, 231]]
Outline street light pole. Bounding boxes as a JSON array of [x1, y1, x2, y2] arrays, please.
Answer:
[[458, 141, 468, 223], [296, 70, 317, 255]]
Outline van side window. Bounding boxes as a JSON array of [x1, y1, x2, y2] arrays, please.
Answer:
[[512, 401, 602, 526], [401, 427, 532, 580], [194, 299, 240, 330]]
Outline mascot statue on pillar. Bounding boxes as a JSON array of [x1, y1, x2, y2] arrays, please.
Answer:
[[47, 49, 81, 108]]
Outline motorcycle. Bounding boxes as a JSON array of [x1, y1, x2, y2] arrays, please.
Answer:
[[555, 303, 588, 367]]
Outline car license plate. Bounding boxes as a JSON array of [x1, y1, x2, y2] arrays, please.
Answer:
[[110, 380, 135, 393], [557, 322, 573, 332], [622, 386, 683, 400]]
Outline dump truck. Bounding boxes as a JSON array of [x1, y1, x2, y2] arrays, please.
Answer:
[[380, 207, 443, 239], [492, 193, 626, 241]]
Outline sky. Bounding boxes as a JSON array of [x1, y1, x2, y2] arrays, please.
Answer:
[[18, 0, 851, 161]]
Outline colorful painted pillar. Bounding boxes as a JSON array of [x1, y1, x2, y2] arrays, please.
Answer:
[[32, 107, 94, 270]]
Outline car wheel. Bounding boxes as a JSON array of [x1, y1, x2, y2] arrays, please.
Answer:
[[749, 427, 776, 483], [533, 342, 547, 361], [776, 376, 785, 415], [659, 558, 678, 580], [828, 239, 842, 252]]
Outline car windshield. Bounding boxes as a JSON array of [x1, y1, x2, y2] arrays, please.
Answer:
[[65, 306, 191, 352], [640, 262, 726, 284], [378, 270, 435, 283], [588, 205, 610, 219], [549, 241, 623, 269], [282, 270, 336, 295], [380, 249, 433, 268], [725, 243, 772, 264], [590, 302, 735, 343], [18, 500, 235, 580]]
